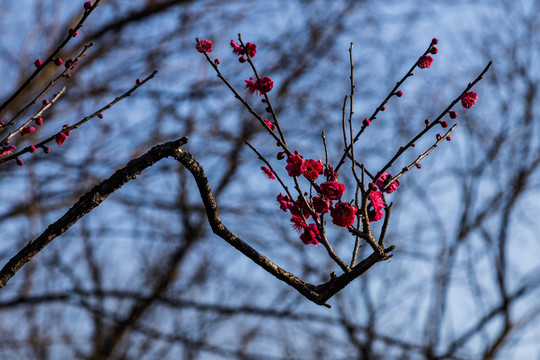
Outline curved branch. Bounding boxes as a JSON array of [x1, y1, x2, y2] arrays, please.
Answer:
[[0, 137, 188, 288], [0, 137, 392, 307], [172, 147, 393, 307]]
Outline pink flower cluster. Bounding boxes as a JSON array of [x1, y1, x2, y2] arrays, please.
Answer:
[[461, 91, 478, 109], [331, 202, 357, 227], [300, 159, 324, 180], [196, 39, 213, 53], [245, 76, 274, 96], [367, 191, 385, 222], [361, 172, 400, 222], [276, 151, 364, 245], [277, 193, 323, 245], [230, 40, 257, 58], [417, 39, 439, 69], [375, 172, 399, 194]]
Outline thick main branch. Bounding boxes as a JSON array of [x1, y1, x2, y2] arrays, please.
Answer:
[[0, 137, 391, 307], [0, 137, 188, 288]]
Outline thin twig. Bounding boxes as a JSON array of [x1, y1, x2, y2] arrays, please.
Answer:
[[378, 202, 392, 246], [237, 34, 287, 146], [369, 61, 492, 198], [0, 43, 94, 145], [0, 70, 158, 165], [244, 141, 304, 224], [5, 87, 66, 141], [321, 131, 329, 173], [0, 0, 102, 117], [341, 96, 348, 150], [196, 37, 290, 156], [335, 39, 439, 173], [383, 124, 458, 191]]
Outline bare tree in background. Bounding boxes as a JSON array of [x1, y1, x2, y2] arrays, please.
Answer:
[[0, 1, 539, 359]]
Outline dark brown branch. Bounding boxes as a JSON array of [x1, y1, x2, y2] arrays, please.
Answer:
[[172, 146, 393, 306], [0, 136, 393, 307], [0, 137, 188, 288]]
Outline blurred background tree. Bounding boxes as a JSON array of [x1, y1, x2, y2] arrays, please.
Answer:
[[0, 0, 539, 359]]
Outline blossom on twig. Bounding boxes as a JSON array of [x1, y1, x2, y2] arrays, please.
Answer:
[[300, 224, 320, 245], [331, 202, 357, 227], [461, 91, 478, 109], [300, 159, 324, 180], [285, 153, 303, 177], [417, 55, 433, 69], [261, 166, 274, 179], [320, 180, 345, 200], [195, 39, 213, 53]]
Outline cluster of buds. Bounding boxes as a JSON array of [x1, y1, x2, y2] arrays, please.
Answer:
[[417, 38, 438, 69], [230, 40, 256, 62]]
